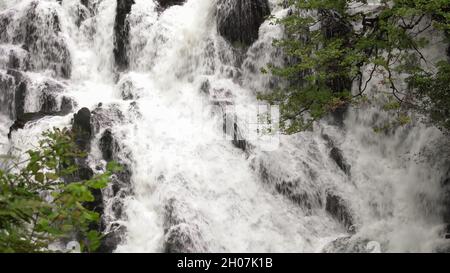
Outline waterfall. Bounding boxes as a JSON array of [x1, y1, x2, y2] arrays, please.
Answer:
[[0, 0, 449, 253]]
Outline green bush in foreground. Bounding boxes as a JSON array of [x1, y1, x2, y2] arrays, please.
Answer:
[[0, 128, 120, 253]]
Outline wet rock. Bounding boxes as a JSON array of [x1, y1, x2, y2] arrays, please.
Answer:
[[330, 147, 351, 176], [97, 224, 126, 253], [7, 107, 72, 139], [80, 0, 90, 8], [117, 76, 143, 100], [165, 224, 200, 253], [232, 126, 247, 151], [322, 236, 374, 253], [163, 198, 206, 253], [96, 127, 133, 251], [74, 2, 91, 28], [275, 181, 322, 211], [156, 0, 186, 10], [6, 76, 74, 139], [210, 88, 234, 105], [60, 96, 75, 114], [91, 104, 125, 133], [21, 1, 72, 78], [325, 192, 354, 230], [258, 160, 323, 211], [217, 0, 270, 47], [114, 0, 135, 71], [5, 69, 28, 120], [0, 10, 15, 43], [73, 107, 92, 151], [0, 46, 30, 70], [38, 81, 64, 113], [100, 129, 116, 162], [7, 113, 45, 139], [199, 79, 211, 95], [0, 72, 15, 117]]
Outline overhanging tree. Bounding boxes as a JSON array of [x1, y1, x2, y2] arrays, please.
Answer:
[[260, 0, 450, 134]]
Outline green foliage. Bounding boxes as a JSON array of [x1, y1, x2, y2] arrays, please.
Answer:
[[261, 0, 450, 133], [0, 128, 119, 253]]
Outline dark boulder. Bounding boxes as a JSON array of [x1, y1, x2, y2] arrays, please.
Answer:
[[217, 0, 270, 47], [97, 224, 126, 253], [330, 147, 351, 176], [38, 80, 66, 113], [7, 69, 28, 120], [325, 192, 354, 230], [7, 104, 74, 139], [156, 0, 186, 10], [114, 0, 135, 71], [99, 129, 116, 162], [8, 113, 47, 139], [72, 107, 92, 151]]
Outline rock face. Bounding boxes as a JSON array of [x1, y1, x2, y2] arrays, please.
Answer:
[[97, 223, 126, 253], [323, 134, 351, 176], [7, 70, 27, 120], [322, 236, 374, 253], [0, 46, 30, 70], [22, 1, 72, 78], [114, 0, 135, 71], [163, 198, 206, 253], [217, 0, 270, 47], [92, 104, 134, 253], [0, 1, 71, 78], [4, 69, 74, 138], [257, 159, 323, 212], [156, 0, 186, 10], [70, 109, 95, 206], [100, 129, 116, 162], [73, 107, 93, 152], [325, 192, 354, 230], [0, 72, 16, 118], [330, 147, 351, 176]]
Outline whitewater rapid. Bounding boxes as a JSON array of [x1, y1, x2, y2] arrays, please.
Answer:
[[1, 0, 449, 252]]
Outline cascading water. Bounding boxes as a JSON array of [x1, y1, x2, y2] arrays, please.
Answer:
[[0, 0, 449, 253]]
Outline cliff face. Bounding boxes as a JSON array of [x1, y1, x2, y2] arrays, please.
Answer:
[[217, 0, 270, 47], [114, 0, 135, 71]]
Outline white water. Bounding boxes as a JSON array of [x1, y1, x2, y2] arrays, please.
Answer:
[[0, 0, 449, 252]]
